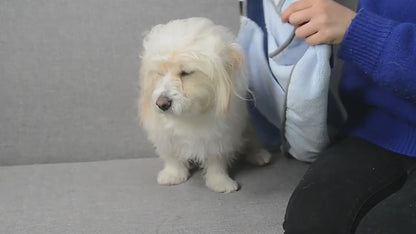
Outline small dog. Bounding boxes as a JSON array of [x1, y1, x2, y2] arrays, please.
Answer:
[[138, 18, 271, 193]]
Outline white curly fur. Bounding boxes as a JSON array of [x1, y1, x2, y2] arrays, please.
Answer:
[[138, 18, 271, 193]]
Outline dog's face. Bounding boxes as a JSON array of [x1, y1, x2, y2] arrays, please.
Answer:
[[139, 18, 243, 118], [144, 52, 218, 117]]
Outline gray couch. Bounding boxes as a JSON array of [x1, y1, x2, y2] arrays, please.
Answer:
[[0, 1, 313, 233]]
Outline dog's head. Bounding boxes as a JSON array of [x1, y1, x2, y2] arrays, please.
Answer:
[[139, 18, 244, 118]]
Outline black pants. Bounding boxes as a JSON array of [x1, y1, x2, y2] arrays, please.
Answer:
[[283, 137, 416, 234]]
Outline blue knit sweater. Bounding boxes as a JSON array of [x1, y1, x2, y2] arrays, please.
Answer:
[[338, 0, 416, 157]]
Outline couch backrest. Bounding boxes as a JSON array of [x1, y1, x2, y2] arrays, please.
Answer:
[[0, 0, 240, 165]]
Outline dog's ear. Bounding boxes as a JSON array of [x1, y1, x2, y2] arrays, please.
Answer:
[[213, 43, 244, 115], [226, 43, 244, 75], [214, 60, 232, 115], [138, 56, 156, 127]]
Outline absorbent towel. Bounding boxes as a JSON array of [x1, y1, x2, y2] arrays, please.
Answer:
[[238, 0, 339, 162]]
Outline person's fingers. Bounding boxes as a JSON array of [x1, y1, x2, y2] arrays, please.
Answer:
[[295, 22, 318, 39], [286, 8, 314, 27], [281, 0, 312, 23], [305, 31, 325, 45]]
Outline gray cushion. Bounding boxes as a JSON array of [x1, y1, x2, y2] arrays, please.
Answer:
[[0, 155, 308, 233], [0, 0, 239, 165]]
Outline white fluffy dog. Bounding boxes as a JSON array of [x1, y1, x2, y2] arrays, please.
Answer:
[[138, 18, 271, 193]]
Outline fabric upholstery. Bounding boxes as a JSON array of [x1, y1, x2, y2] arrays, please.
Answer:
[[0, 155, 308, 234], [0, 1, 357, 233], [0, 0, 239, 165]]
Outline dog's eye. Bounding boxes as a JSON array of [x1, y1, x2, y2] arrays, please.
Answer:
[[180, 71, 194, 77]]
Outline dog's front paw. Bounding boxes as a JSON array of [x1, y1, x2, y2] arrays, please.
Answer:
[[205, 174, 239, 193], [246, 148, 271, 166], [157, 166, 189, 186]]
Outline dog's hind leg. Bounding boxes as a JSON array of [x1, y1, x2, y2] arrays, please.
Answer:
[[245, 146, 272, 166], [243, 124, 272, 166]]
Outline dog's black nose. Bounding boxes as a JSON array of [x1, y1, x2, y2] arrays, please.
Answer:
[[156, 96, 172, 111]]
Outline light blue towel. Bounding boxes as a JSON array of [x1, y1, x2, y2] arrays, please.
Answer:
[[239, 0, 341, 162]]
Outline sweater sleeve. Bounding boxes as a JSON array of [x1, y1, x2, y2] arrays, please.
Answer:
[[338, 8, 416, 103]]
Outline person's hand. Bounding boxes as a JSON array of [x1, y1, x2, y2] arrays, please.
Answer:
[[281, 0, 356, 45]]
